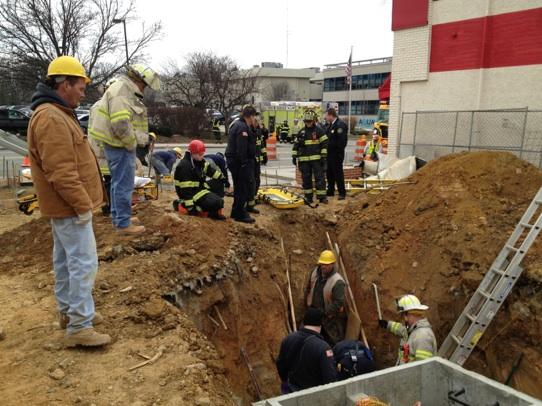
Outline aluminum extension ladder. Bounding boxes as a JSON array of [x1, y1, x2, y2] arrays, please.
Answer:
[[438, 186, 542, 365]]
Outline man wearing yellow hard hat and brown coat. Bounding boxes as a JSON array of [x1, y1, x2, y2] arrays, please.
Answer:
[[305, 250, 346, 344], [28, 56, 110, 347]]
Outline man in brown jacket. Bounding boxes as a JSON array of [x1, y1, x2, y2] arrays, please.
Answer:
[[28, 56, 110, 347]]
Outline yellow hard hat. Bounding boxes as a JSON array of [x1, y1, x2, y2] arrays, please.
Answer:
[[47, 56, 91, 84], [396, 294, 429, 313], [173, 147, 183, 156], [318, 250, 336, 265]]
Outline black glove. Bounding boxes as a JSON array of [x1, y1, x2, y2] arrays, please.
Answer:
[[292, 157, 297, 166], [187, 204, 198, 215], [262, 155, 268, 165], [378, 319, 388, 329]]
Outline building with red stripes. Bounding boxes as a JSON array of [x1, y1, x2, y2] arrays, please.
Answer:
[[388, 0, 542, 156]]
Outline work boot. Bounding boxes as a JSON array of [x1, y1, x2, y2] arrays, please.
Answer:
[[64, 328, 111, 348], [304, 199, 313, 206], [247, 206, 260, 214], [338, 195, 346, 200], [131, 217, 141, 225], [233, 216, 255, 224], [59, 312, 104, 329], [326, 191, 334, 197], [116, 224, 145, 235], [319, 198, 329, 204]]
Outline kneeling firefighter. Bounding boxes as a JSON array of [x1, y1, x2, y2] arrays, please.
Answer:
[[173, 140, 226, 220]]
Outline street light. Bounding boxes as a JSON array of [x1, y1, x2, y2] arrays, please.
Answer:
[[113, 18, 129, 65]]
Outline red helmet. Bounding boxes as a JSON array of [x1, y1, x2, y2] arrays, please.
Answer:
[[188, 139, 205, 154]]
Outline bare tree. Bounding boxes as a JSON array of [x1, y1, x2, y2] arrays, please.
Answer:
[[267, 81, 291, 101], [0, 0, 161, 103], [163, 52, 257, 120]]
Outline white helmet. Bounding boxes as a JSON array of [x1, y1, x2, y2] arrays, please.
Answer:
[[127, 64, 161, 91], [396, 295, 429, 313]]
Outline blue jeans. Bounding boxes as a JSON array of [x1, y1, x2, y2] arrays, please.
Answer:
[[104, 145, 135, 229], [51, 217, 98, 333], [151, 156, 170, 176]]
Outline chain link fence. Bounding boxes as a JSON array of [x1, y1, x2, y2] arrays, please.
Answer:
[[398, 109, 542, 168]]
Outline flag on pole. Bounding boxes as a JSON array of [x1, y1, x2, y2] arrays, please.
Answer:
[[345, 49, 353, 85]]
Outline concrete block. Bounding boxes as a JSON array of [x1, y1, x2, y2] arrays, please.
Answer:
[[254, 358, 541, 406]]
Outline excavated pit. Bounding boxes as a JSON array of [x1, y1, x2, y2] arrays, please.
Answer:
[[1, 151, 542, 405]]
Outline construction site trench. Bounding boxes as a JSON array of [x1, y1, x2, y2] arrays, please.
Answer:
[[1, 151, 542, 405]]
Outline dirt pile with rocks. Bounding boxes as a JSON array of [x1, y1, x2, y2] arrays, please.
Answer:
[[337, 151, 542, 399], [0, 190, 339, 405]]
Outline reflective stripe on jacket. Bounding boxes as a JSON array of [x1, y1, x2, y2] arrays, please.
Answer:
[[387, 318, 437, 365], [255, 127, 267, 163], [89, 136, 110, 176], [174, 151, 223, 209], [293, 124, 328, 161], [88, 76, 148, 151]]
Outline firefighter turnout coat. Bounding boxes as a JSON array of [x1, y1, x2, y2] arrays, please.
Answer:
[[292, 124, 328, 163], [386, 318, 437, 365], [88, 75, 149, 151], [174, 152, 223, 212]]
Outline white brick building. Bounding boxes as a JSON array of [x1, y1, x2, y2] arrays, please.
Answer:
[[389, 0, 542, 157]]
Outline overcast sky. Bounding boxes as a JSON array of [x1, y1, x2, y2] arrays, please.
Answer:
[[135, 0, 393, 71]]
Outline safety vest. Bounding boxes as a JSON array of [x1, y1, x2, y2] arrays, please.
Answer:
[[88, 76, 149, 150], [306, 267, 344, 308], [365, 141, 381, 156]]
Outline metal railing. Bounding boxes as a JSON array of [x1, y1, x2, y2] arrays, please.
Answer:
[[398, 109, 542, 168]]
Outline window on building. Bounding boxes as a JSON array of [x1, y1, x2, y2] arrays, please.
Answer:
[[334, 77, 346, 91], [336, 100, 381, 116], [324, 72, 390, 91]]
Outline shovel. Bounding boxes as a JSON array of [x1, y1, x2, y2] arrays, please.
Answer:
[[373, 283, 382, 320]]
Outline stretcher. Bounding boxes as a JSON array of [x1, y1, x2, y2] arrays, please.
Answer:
[[257, 187, 304, 209], [132, 178, 159, 203]]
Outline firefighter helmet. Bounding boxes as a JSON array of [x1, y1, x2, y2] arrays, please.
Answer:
[[396, 295, 429, 313], [303, 110, 318, 122], [188, 140, 205, 155], [127, 64, 161, 91]]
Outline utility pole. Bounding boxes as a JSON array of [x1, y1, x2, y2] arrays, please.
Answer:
[[113, 18, 129, 65], [285, 0, 289, 68]]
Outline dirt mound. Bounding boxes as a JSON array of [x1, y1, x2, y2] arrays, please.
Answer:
[[338, 151, 542, 398]]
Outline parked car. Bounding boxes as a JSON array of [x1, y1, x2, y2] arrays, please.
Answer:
[[77, 112, 89, 133], [0, 107, 30, 137]]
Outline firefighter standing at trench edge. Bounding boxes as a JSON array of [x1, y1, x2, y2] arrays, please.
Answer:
[[292, 109, 329, 204]]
